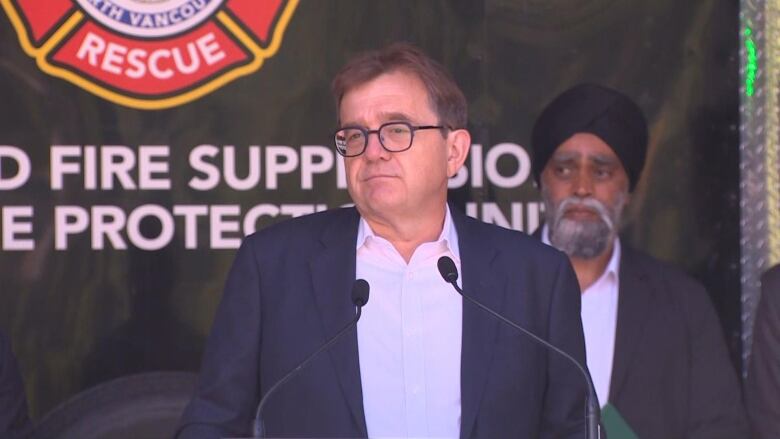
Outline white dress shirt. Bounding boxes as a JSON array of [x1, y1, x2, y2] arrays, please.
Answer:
[[356, 207, 462, 439], [542, 225, 620, 407]]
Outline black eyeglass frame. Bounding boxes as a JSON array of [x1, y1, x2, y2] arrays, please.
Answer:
[[333, 122, 450, 157]]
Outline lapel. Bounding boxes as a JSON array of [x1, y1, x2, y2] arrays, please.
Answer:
[[532, 225, 654, 406], [452, 208, 504, 439], [308, 208, 368, 437], [608, 246, 653, 403]]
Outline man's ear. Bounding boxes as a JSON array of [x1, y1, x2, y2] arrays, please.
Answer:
[[446, 129, 471, 177]]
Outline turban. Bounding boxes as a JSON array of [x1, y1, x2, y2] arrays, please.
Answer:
[[531, 83, 648, 191]]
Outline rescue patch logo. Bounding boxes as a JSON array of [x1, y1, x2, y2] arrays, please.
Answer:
[[1, 0, 298, 109]]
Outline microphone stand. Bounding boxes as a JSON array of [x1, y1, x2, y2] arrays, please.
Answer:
[[438, 256, 600, 439], [252, 279, 369, 438]]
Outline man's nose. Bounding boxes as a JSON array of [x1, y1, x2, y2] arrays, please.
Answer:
[[573, 172, 594, 197], [363, 132, 389, 160]]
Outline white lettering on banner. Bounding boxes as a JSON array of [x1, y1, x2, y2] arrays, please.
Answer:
[[101, 146, 136, 189], [126, 204, 175, 250], [1, 206, 34, 250], [210, 204, 240, 249], [465, 202, 544, 235], [51, 146, 82, 190], [84, 146, 97, 189], [48, 202, 539, 251], [33, 143, 542, 252], [336, 155, 347, 189], [188, 144, 220, 190], [185, 143, 530, 190], [223, 145, 261, 190], [301, 146, 334, 190], [472, 144, 484, 187], [485, 143, 531, 188], [91, 205, 127, 249], [138, 146, 171, 189], [0, 146, 31, 190], [265, 146, 298, 190], [51, 145, 171, 190], [188, 145, 336, 191], [52, 204, 330, 250], [55, 206, 89, 250], [449, 143, 530, 189], [172, 205, 208, 249], [76, 31, 226, 80]]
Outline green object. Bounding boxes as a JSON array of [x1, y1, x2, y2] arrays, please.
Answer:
[[601, 403, 639, 439], [745, 26, 758, 97]]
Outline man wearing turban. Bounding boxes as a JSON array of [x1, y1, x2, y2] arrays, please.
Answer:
[[531, 83, 748, 439]]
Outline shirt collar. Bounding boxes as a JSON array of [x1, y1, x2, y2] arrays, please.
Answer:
[[603, 237, 621, 282], [356, 205, 461, 264]]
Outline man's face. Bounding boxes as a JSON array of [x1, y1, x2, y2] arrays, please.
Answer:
[[540, 132, 630, 259], [339, 70, 469, 224]]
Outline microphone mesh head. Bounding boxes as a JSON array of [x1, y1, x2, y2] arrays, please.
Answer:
[[437, 256, 459, 283], [352, 279, 370, 306]]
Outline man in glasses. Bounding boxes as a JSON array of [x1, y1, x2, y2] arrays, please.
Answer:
[[178, 43, 587, 438]]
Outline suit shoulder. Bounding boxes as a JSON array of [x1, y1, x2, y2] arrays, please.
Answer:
[[244, 207, 355, 246], [459, 214, 569, 265], [624, 246, 698, 282], [622, 246, 711, 305]]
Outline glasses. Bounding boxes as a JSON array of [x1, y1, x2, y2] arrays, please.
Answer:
[[334, 122, 447, 157]]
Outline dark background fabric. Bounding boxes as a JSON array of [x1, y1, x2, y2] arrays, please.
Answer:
[[0, 330, 33, 439], [0, 0, 741, 418]]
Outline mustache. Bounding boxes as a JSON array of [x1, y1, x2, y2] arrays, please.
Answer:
[[553, 196, 615, 230]]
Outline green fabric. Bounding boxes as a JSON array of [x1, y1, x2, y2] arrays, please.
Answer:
[[601, 403, 639, 439]]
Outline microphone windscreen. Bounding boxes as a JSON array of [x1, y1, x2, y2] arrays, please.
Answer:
[[437, 256, 459, 283], [351, 279, 370, 306]]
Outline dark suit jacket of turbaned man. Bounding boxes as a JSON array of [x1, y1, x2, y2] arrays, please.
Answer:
[[533, 226, 748, 439], [176, 205, 588, 438], [607, 246, 747, 439]]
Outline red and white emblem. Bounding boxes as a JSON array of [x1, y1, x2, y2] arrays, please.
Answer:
[[2, 0, 299, 109]]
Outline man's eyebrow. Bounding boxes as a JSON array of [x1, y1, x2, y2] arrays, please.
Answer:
[[550, 151, 581, 162], [340, 112, 414, 128], [589, 154, 619, 166], [549, 151, 620, 168], [377, 112, 414, 122]]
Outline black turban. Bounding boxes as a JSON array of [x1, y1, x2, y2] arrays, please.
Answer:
[[531, 83, 648, 192]]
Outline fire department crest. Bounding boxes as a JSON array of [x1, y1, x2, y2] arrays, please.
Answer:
[[1, 0, 299, 109]]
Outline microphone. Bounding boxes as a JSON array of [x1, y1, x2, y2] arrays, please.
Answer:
[[437, 256, 601, 439], [252, 279, 371, 437]]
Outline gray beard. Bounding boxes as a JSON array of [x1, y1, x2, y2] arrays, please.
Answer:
[[543, 190, 625, 259]]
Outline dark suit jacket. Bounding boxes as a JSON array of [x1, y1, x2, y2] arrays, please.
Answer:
[[0, 330, 32, 439], [177, 206, 588, 438], [746, 264, 780, 439], [607, 246, 748, 439]]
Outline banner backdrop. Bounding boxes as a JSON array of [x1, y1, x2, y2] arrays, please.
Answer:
[[0, 0, 740, 417]]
